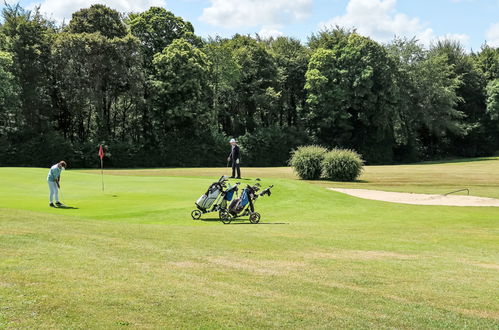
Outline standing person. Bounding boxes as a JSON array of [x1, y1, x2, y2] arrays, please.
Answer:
[[227, 138, 241, 179], [47, 161, 67, 207]]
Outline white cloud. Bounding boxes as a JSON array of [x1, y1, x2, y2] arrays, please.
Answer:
[[486, 22, 499, 47], [320, 0, 470, 47], [28, 0, 166, 23], [200, 0, 313, 29], [258, 27, 284, 39], [434, 33, 470, 46]]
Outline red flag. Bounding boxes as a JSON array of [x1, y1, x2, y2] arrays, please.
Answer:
[[99, 145, 104, 160]]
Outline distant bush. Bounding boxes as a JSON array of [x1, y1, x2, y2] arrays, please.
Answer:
[[289, 145, 327, 179], [321, 148, 364, 181], [0, 130, 74, 167]]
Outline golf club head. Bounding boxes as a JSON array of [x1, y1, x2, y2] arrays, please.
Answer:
[[256, 178, 261, 181]]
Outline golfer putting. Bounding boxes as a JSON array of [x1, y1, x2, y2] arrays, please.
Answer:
[[47, 161, 67, 207]]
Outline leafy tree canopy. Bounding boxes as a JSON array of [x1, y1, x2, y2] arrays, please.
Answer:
[[68, 4, 127, 39]]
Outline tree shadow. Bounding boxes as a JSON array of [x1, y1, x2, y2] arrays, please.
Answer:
[[414, 157, 496, 165]]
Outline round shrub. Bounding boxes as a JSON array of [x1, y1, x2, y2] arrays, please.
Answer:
[[289, 145, 328, 180], [321, 148, 364, 181]]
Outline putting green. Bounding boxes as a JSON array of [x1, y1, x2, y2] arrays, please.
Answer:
[[0, 162, 498, 328]]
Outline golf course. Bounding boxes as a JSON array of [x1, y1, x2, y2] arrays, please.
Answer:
[[1, 159, 498, 328]]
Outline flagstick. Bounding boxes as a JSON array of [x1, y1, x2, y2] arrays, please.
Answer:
[[101, 157, 104, 191]]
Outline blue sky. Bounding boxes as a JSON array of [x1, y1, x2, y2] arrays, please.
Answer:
[[5, 0, 499, 50]]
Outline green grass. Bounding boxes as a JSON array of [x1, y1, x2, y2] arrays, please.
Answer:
[[81, 156, 499, 198], [1, 160, 499, 328]]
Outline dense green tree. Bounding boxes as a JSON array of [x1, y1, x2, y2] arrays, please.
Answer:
[[305, 48, 351, 144], [203, 37, 241, 129], [412, 53, 464, 147], [68, 4, 127, 39], [51, 33, 143, 141], [306, 32, 399, 163], [129, 7, 201, 64], [486, 79, 499, 120], [152, 38, 212, 134], [221, 35, 278, 135], [128, 7, 203, 149], [0, 51, 20, 135], [385, 37, 424, 160], [308, 27, 352, 50], [0, 30, 7, 49], [429, 40, 488, 157], [475, 45, 499, 82], [267, 36, 309, 127], [1, 4, 54, 132], [1, 3, 499, 167], [387, 38, 465, 159]]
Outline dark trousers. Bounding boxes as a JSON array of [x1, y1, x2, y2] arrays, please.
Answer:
[[231, 162, 241, 178]]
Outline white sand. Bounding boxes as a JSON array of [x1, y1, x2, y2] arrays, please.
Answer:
[[329, 188, 499, 207]]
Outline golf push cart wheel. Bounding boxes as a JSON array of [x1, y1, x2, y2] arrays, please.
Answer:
[[249, 212, 261, 224], [191, 210, 202, 220], [219, 211, 232, 224], [218, 209, 228, 220]]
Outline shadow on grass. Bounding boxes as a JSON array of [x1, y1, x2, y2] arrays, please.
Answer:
[[406, 157, 498, 165], [56, 205, 79, 209], [199, 218, 221, 222], [198, 218, 288, 224], [313, 179, 370, 185], [227, 222, 288, 225]]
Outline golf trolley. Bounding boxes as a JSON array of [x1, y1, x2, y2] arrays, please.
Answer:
[[191, 176, 240, 220], [219, 183, 273, 224]]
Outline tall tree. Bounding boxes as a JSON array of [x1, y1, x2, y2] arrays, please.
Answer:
[[486, 79, 499, 120], [203, 37, 242, 131], [475, 45, 499, 82], [68, 4, 127, 39], [0, 50, 20, 136], [128, 7, 202, 147], [308, 27, 353, 50], [51, 33, 143, 141], [128, 7, 201, 64], [221, 35, 278, 135], [429, 40, 488, 157], [267, 36, 309, 127], [152, 38, 212, 135], [1, 4, 54, 133], [387, 38, 464, 159], [305, 31, 399, 163]]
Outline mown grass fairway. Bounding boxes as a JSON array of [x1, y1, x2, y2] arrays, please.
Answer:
[[1, 160, 499, 328]]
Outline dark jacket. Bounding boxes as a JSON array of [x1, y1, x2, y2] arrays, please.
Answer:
[[228, 145, 240, 162]]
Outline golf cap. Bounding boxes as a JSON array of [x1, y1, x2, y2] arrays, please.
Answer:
[[229, 138, 236, 143]]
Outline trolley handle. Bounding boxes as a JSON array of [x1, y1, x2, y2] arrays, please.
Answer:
[[259, 185, 274, 197]]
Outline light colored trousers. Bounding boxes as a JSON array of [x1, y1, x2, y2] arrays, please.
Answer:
[[48, 181, 59, 203]]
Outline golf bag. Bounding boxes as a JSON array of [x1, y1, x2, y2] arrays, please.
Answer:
[[228, 185, 255, 215], [196, 181, 224, 211], [191, 176, 240, 220], [221, 183, 273, 224]]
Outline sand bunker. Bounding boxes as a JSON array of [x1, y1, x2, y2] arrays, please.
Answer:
[[329, 188, 499, 207]]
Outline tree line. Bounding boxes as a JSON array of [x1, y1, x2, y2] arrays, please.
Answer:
[[1, 3, 499, 167]]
